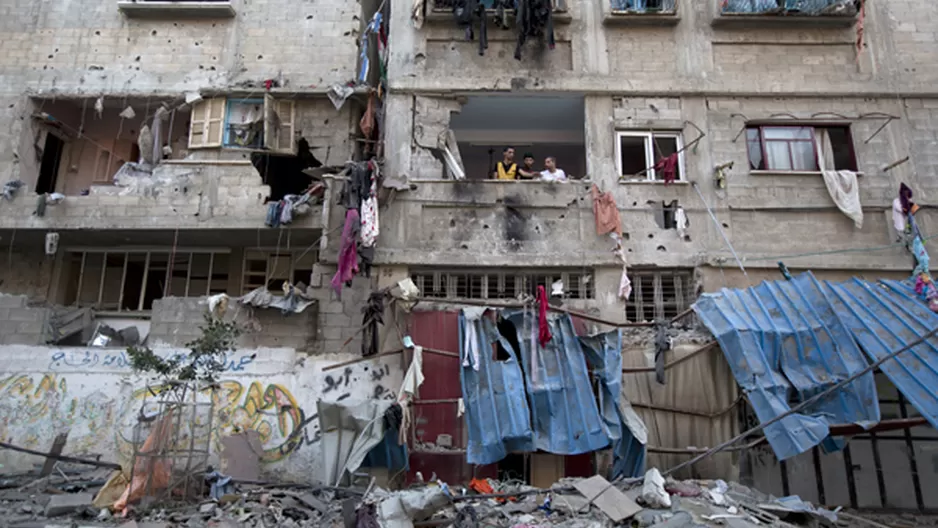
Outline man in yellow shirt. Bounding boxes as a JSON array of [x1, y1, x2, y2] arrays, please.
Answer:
[[492, 146, 518, 180]]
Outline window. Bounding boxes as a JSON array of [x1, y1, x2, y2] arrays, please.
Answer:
[[746, 125, 856, 172], [616, 131, 684, 181], [241, 250, 317, 295], [431, 0, 567, 10], [721, 0, 857, 16], [411, 269, 594, 300], [188, 94, 295, 154], [64, 250, 230, 312], [611, 0, 675, 12], [625, 269, 697, 322], [118, 0, 236, 18]]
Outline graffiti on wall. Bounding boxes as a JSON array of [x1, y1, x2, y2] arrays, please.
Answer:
[[48, 350, 256, 372]]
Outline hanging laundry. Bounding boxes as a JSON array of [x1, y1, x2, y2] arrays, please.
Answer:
[[360, 165, 380, 248], [514, 0, 555, 61], [892, 197, 907, 237], [590, 185, 622, 236], [361, 291, 385, 357], [453, 0, 487, 56], [821, 170, 863, 229], [674, 206, 688, 240], [265, 201, 283, 227], [359, 13, 383, 83], [654, 153, 678, 185], [360, 93, 377, 139], [461, 307, 487, 371], [537, 285, 551, 347], [912, 236, 930, 278], [613, 234, 631, 301], [412, 0, 426, 28], [331, 209, 361, 299], [899, 182, 915, 214]]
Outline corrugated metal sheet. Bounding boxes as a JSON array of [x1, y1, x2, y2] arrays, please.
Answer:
[[579, 329, 647, 479], [505, 312, 610, 455], [459, 312, 534, 465], [693, 272, 882, 460]]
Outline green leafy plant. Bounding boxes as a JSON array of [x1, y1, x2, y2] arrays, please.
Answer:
[[127, 315, 242, 384]]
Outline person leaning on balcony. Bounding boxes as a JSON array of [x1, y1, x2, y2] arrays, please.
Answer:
[[493, 146, 519, 180], [518, 152, 539, 179], [540, 156, 568, 183]]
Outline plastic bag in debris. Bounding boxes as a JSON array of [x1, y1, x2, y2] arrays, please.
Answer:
[[708, 479, 728, 506], [377, 487, 449, 528], [641, 468, 671, 509]]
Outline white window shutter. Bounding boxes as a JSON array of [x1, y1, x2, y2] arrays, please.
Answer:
[[188, 98, 225, 149], [264, 94, 296, 154]]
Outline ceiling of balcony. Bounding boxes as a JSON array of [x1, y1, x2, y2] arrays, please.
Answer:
[[451, 96, 585, 131]]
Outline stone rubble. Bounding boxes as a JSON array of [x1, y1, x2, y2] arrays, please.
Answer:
[[0, 465, 935, 528]]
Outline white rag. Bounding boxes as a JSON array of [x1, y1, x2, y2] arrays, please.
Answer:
[[397, 345, 424, 446], [822, 170, 863, 229], [892, 197, 907, 237], [675, 206, 688, 239], [613, 235, 631, 301], [462, 308, 486, 371], [412, 0, 426, 28]]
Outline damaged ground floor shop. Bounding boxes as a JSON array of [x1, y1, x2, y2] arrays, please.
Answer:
[[0, 267, 936, 526]]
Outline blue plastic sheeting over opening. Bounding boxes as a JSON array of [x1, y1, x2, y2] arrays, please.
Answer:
[[504, 311, 610, 456], [459, 313, 534, 465], [579, 329, 647, 479], [694, 272, 882, 460]]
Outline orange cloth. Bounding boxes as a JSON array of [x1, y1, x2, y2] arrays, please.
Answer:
[[114, 410, 175, 512], [591, 185, 622, 236]]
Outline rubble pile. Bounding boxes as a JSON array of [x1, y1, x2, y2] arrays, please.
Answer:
[[1, 464, 927, 528]]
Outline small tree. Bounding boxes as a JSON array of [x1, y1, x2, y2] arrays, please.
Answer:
[[127, 315, 242, 385]]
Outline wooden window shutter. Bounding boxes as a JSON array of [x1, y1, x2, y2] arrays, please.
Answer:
[[188, 97, 225, 149], [263, 94, 296, 154]]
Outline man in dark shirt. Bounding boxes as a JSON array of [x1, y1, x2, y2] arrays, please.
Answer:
[[518, 152, 539, 179]]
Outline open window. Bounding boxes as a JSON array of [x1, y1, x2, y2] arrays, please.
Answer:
[[746, 125, 857, 172], [448, 96, 586, 181], [241, 249, 317, 294], [616, 131, 685, 182], [188, 96, 296, 154]]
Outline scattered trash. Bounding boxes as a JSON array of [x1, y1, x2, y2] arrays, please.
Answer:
[[641, 468, 671, 509]]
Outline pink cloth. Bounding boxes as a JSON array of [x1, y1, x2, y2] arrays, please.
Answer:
[[591, 185, 621, 236], [655, 153, 678, 185], [331, 209, 360, 299]]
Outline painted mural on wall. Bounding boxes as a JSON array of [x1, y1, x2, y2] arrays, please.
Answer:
[[0, 350, 400, 474]]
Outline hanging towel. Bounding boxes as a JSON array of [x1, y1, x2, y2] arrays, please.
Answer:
[[461, 307, 487, 371], [821, 170, 863, 229], [537, 285, 551, 347], [675, 206, 688, 239], [892, 198, 907, 237]]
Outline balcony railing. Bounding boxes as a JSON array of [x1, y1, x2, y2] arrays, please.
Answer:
[[721, 0, 858, 16], [431, 0, 568, 10], [611, 0, 676, 13]]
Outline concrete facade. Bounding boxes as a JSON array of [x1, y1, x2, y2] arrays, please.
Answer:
[[0, 0, 935, 507]]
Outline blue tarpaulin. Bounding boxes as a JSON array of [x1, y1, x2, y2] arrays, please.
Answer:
[[459, 313, 534, 465], [579, 329, 647, 479], [694, 272, 938, 461], [505, 312, 609, 456]]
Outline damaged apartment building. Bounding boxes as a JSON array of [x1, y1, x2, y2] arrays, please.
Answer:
[[0, 0, 938, 523]]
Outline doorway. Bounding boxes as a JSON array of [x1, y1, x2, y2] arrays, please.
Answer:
[[37, 133, 65, 194]]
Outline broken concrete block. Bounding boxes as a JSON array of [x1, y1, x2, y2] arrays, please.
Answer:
[[44, 492, 93, 517]]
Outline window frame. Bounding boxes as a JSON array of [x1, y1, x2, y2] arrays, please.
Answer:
[[240, 249, 318, 295], [188, 96, 296, 154], [411, 269, 595, 300], [615, 130, 685, 182], [65, 248, 230, 314], [745, 124, 857, 173], [626, 268, 697, 323]]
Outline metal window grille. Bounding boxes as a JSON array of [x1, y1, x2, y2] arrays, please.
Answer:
[[721, 0, 856, 16], [611, 0, 675, 13], [65, 249, 230, 312], [241, 249, 318, 295], [625, 269, 697, 322], [411, 269, 595, 300]]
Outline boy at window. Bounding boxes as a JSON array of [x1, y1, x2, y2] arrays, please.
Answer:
[[540, 156, 567, 182], [493, 146, 518, 180], [518, 153, 539, 179]]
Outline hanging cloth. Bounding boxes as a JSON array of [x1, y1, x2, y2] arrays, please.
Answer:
[[591, 185, 622, 236], [537, 285, 551, 347]]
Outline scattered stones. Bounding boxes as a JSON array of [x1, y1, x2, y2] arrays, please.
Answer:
[[44, 492, 94, 517]]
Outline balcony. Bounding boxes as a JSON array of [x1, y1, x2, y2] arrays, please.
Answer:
[[605, 0, 678, 26], [117, 0, 236, 18], [426, 0, 573, 24], [715, 0, 859, 28]]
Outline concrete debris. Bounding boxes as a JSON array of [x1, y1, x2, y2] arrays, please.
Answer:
[[0, 466, 928, 528]]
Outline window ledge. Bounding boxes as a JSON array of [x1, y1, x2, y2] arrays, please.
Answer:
[[713, 12, 857, 29], [425, 9, 573, 25], [118, 1, 236, 18], [603, 10, 679, 26], [749, 170, 864, 177], [618, 179, 690, 185], [418, 179, 580, 184]]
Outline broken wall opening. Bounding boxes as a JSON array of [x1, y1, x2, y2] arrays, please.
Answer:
[[28, 97, 190, 196], [450, 95, 586, 180]]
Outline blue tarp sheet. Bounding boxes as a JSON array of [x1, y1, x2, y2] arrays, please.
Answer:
[[694, 272, 938, 461], [579, 329, 647, 479], [504, 312, 609, 456], [459, 313, 534, 465]]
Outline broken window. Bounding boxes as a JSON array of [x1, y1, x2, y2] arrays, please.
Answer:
[[746, 125, 857, 172], [411, 269, 594, 300], [36, 131, 66, 194], [616, 131, 684, 182], [449, 96, 586, 181], [188, 94, 296, 154], [611, 0, 674, 12], [63, 250, 230, 312], [625, 268, 697, 322], [241, 249, 317, 294]]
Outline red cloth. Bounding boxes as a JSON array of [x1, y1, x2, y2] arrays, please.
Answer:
[[655, 153, 678, 185], [537, 285, 551, 347]]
